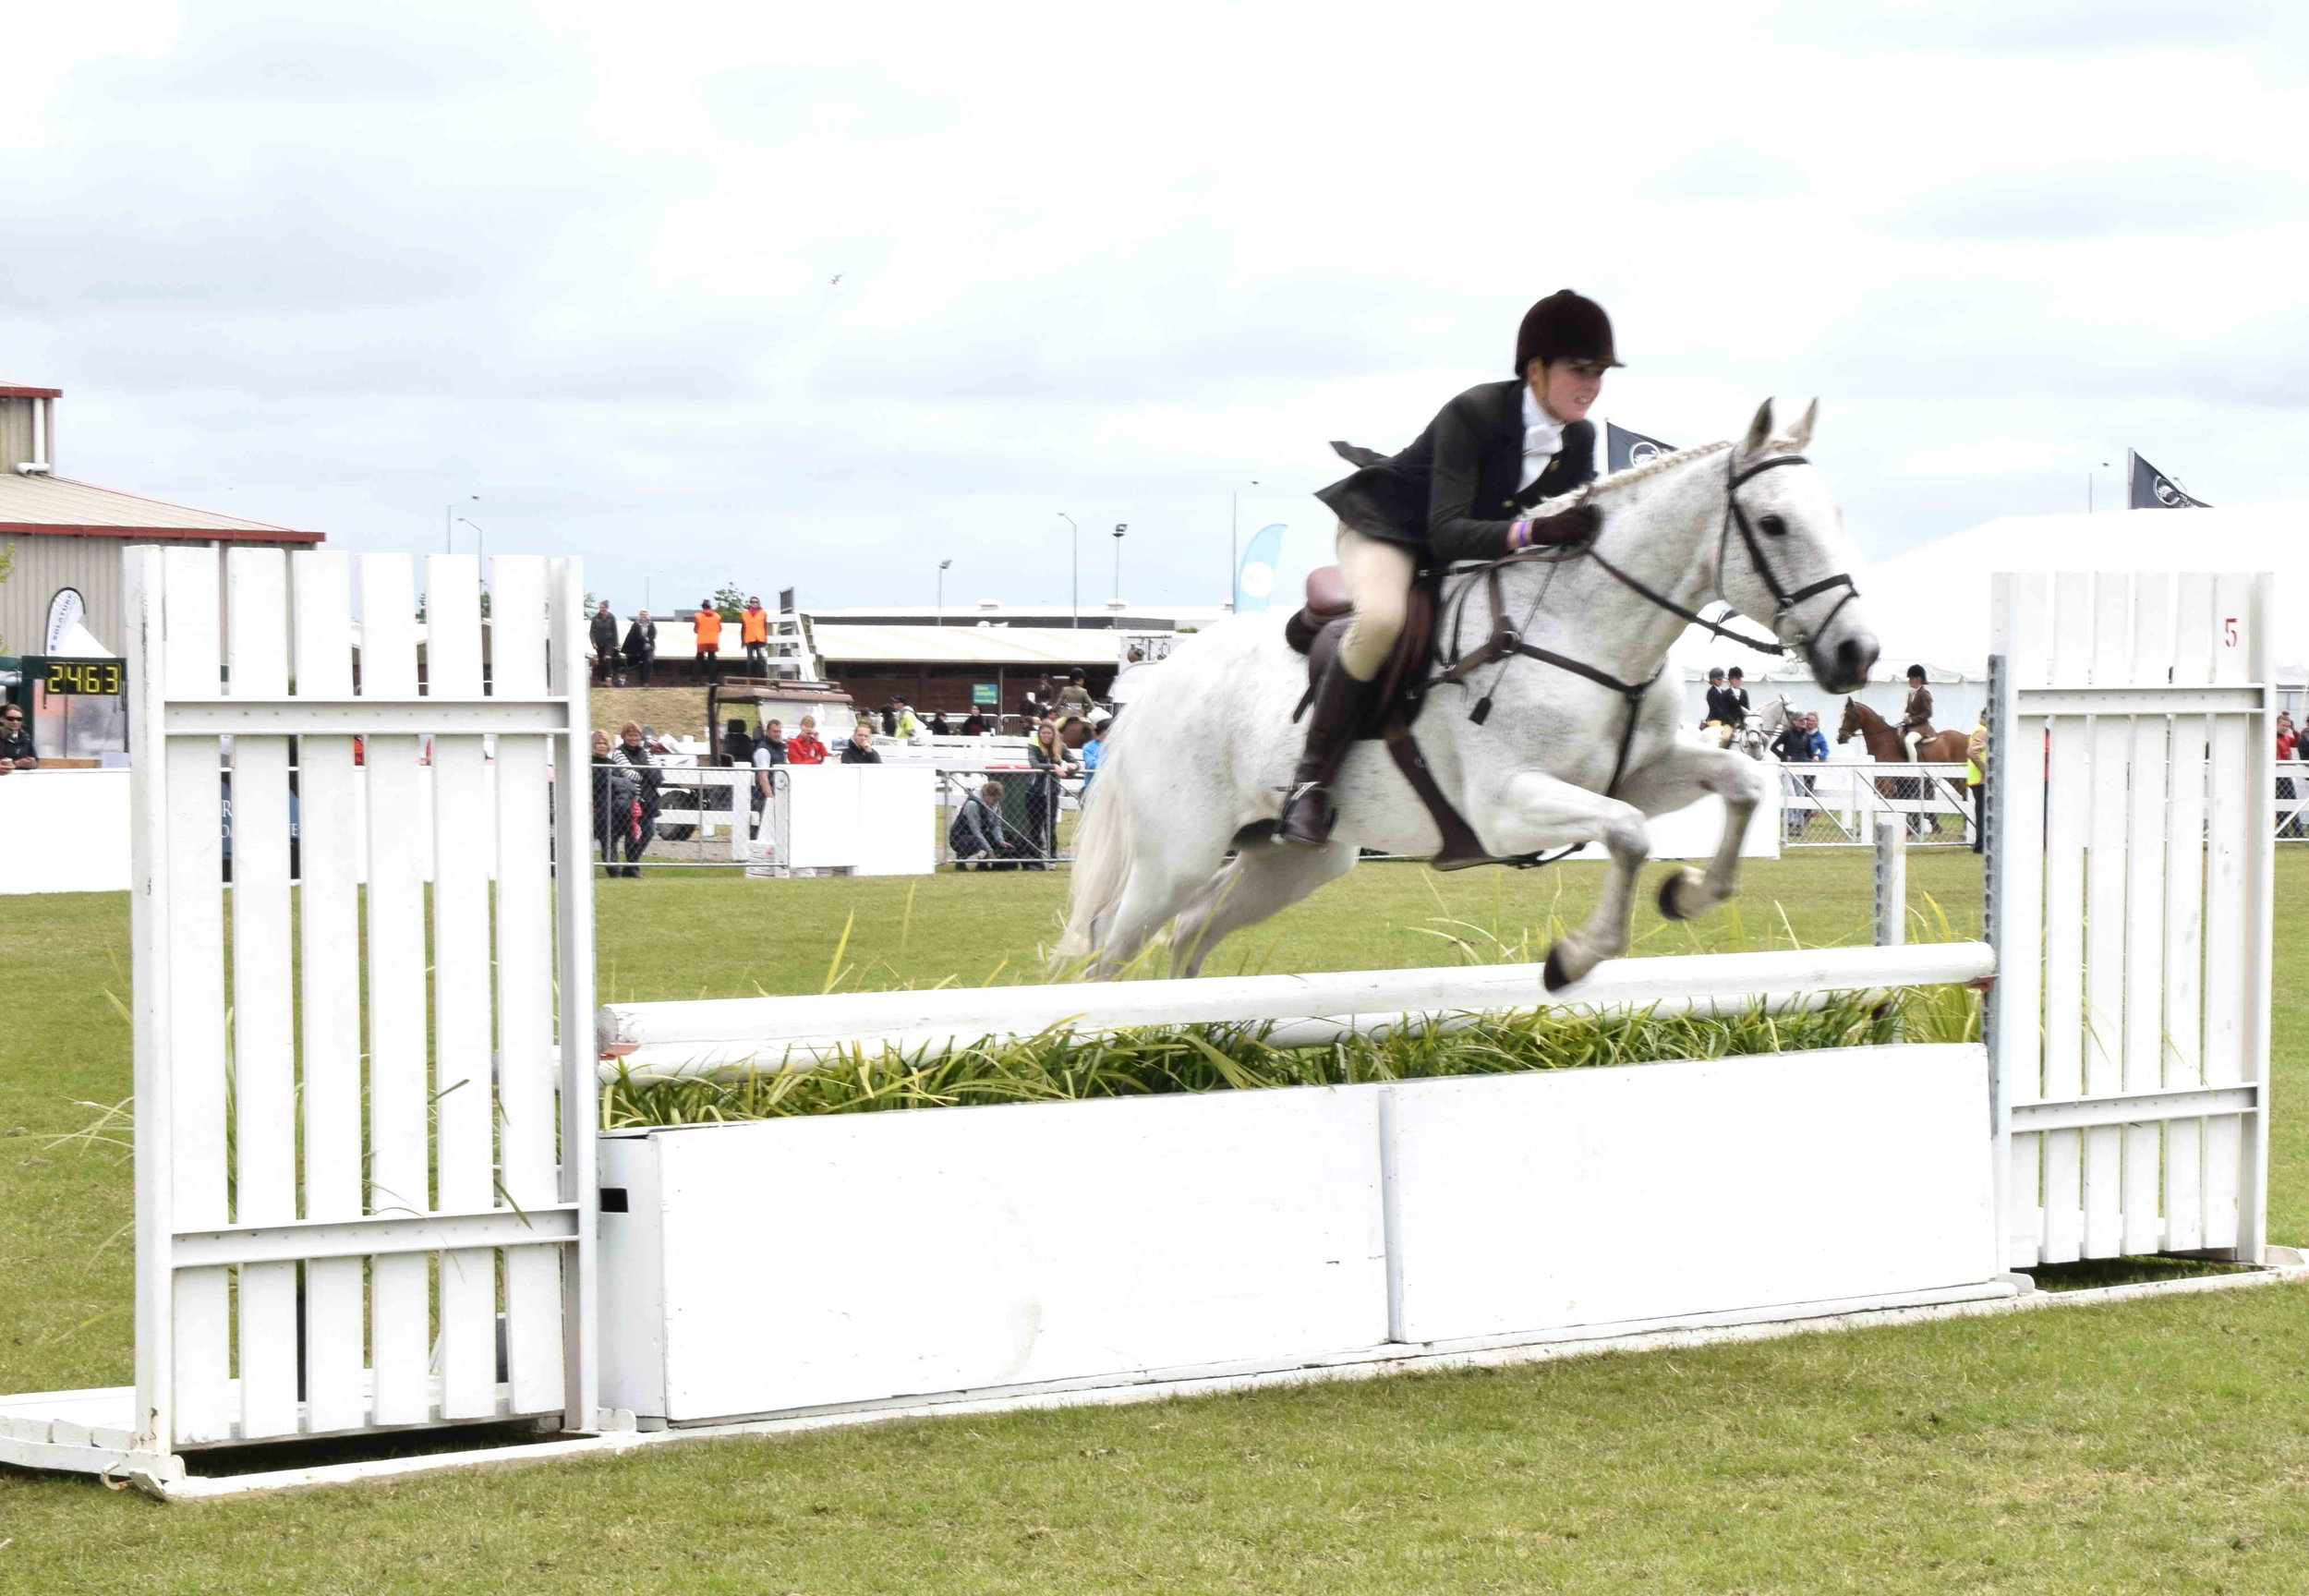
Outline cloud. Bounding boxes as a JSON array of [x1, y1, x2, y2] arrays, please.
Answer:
[[1876, 159, 2303, 241], [703, 65, 963, 145], [1768, 0, 2297, 59], [1638, 141, 1807, 203], [66, 4, 571, 103]]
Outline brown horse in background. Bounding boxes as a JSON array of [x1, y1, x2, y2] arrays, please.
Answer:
[[1838, 696, 1968, 837], [1836, 697, 1967, 764]]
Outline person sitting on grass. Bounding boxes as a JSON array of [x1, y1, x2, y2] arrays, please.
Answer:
[[949, 780, 1033, 869]]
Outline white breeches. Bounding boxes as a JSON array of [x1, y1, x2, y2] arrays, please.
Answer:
[[1336, 526, 1417, 683]]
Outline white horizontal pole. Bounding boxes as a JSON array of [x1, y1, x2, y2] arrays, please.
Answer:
[[2009, 1084, 2257, 1133], [2016, 686, 2263, 716], [171, 1205, 581, 1268], [163, 699, 574, 735], [599, 941, 1996, 1082]]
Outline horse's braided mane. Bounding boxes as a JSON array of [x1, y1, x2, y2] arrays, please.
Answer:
[[1582, 438, 1733, 498]]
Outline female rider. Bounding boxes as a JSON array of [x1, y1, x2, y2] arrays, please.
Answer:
[[1279, 289, 1620, 846]]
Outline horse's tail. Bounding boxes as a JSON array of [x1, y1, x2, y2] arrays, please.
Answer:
[[1055, 720, 1133, 964]]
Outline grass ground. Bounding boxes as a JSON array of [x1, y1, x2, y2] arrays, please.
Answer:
[[2, 849, 2306, 1591]]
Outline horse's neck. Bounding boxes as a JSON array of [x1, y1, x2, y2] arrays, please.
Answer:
[[1857, 708, 1902, 759], [1499, 461, 1726, 681]]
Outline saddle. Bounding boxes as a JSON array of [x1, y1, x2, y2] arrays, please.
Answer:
[[1283, 565, 1525, 871]]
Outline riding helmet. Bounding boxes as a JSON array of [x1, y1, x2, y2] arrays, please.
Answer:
[[1515, 290, 1624, 376], [1906, 664, 1926, 681]]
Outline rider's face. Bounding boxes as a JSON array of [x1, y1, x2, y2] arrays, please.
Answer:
[[1534, 358, 1606, 422]]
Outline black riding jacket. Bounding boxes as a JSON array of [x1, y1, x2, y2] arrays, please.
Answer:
[[1315, 380, 1597, 562]]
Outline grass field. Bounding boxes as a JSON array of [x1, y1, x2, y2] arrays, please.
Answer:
[[3, 850, 2307, 1591]]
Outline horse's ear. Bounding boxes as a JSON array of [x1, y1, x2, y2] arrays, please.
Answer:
[[1742, 399, 1775, 456], [1783, 398, 1817, 452]]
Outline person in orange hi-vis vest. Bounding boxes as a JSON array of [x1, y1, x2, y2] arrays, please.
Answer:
[[693, 600, 723, 682], [741, 596, 771, 678]]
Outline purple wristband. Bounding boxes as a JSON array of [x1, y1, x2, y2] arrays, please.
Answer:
[[1508, 518, 1533, 550]]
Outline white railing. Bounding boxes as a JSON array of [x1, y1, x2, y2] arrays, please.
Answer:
[[1779, 761, 1975, 847]]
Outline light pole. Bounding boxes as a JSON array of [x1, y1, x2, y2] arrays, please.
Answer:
[[1112, 524, 1127, 604], [937, 558, 952, 624], [458, 516, 487, 572], [1229, 480, 1260, 610], [1058, 513, 1079, 627], [444, 493, 478, 552]]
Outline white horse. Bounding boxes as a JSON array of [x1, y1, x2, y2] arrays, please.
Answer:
[[1737, 691, 1799, 760], [1058, 400, 1878, 990]]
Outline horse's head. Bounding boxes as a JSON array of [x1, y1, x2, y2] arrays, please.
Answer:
[[1713, 400, 1878, 695], [1836, 696, 1862, 743]]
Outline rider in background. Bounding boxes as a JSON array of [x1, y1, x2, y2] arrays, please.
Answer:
[[1051, 669, 1098, 724], [1283, 289, 1617, 846], [1701, 668, 1744, 733], [1899, 665, 1936, 760]]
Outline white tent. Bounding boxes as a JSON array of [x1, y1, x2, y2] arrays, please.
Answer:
[[1856, 501, 2309, 672]]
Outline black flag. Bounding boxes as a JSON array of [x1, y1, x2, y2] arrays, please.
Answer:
[[2128, 450, 2209, 509], [1606, 421, 1676, 473]]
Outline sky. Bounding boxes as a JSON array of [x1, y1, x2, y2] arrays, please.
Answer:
[[6, 0, 2307, 616]]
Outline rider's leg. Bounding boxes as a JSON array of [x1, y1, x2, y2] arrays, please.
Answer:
[[1903, 729, 1925, 761], [1279, 528, 1409, 847]]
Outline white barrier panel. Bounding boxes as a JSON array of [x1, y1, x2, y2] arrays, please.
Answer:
[[599, 1087, 1387, 1422], [782, 765, 937, 876], [0, 768, 129, 894], [1388, 1045, 1998, 1342], [597, 1045, 2002, 1428]]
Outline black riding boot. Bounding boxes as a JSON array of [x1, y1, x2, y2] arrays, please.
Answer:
[[1278, 659, 1378, 847]]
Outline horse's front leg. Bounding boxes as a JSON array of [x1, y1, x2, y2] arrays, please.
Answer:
[[1478, 770, 1651, 990], [1612, 744, 1770, 922]]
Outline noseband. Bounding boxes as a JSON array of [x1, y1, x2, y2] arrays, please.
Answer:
[[1717, 452, 1860, 655]]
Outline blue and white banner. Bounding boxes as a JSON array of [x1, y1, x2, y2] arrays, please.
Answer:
[[1234, 523, 1287, 613]]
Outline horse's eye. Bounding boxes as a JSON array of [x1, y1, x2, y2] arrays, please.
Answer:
[[1759, 514, 1789, 537]]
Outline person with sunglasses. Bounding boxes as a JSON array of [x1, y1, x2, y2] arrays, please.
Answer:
[[0, 706, 36, 773]]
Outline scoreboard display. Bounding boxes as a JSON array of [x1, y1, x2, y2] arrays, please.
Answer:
[[41, 658, 125, 695]]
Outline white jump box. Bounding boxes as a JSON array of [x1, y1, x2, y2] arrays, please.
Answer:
[[598, 1044, 2000, 1427]]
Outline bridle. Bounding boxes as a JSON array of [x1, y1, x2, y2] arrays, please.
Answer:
[[1430, 448, 1860, 806]]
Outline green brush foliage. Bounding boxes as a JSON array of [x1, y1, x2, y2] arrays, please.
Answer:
[[600, 990, 1929, 1129]]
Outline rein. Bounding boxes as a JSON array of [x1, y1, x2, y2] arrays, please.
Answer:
[[1430, 450, 1856, 800]]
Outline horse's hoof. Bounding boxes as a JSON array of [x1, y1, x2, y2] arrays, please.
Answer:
[[1657, 868, 1701, 923], [1543, 945, 1575, 992]]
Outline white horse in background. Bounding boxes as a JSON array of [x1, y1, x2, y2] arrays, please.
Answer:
[[1058, 401, 1879, 990], [1740, 691, 1799, 760]]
